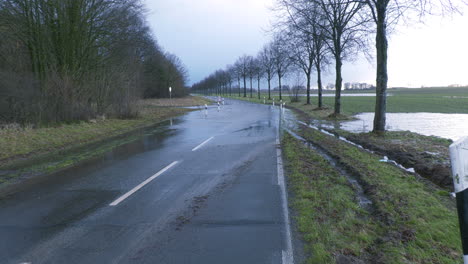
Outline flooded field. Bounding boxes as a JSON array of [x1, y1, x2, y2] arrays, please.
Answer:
[[330, 113, 468, 141], [293, 93, 384, 97]]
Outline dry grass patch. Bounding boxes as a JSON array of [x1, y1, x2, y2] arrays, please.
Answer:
[[140, 95, 212, 107]]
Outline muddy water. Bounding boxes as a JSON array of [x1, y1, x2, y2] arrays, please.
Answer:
[[280, 108, 299, 131], [318, 112, 468, 141]]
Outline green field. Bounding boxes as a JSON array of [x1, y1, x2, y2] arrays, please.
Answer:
[[223, 87, 468, 115]]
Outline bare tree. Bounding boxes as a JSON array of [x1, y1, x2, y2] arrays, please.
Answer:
[[313, 0, 368, 116], [289, 70, 304, 102], [311, 13, 329, 109], [246, 55, 255, 98], [285, 25, 315, 105], [358, 0, 463, 132], [259, 44, 275, 100], [271, 34, 291, 101], [236, 55, 250, 97], [252, 57, 264, 99], [232, 61, 243, 96]]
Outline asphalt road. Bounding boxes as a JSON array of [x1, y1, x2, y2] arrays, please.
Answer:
[[0, 99, 294, 264]]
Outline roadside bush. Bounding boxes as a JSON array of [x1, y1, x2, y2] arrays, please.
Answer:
[[0, 0, 188, 126]]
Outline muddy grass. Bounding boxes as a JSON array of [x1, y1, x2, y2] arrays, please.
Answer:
[[341, 130, 453, 190], [282, 134, 379, 263], [287, 125, 461, 263], [286, 103, 454, 191]]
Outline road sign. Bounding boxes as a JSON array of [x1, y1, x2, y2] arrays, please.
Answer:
[[450, 136, 468, 264]]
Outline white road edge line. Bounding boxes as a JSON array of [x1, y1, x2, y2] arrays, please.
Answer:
[[277, 133, 295, 264], [192, 136, 214, 151], [109, 161, 179, 206]]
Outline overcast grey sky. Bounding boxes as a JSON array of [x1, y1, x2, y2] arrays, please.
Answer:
[[144, 0, 468, 88]]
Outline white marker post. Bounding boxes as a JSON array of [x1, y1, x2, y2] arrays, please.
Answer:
[[264, 97, 266, 104], [273, 98, 275, 106], [450, 136, 468, 264], [204, 104, 208, 118], [169, 86, 172, 106]]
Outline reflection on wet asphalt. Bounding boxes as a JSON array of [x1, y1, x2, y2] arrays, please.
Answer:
[[0, 99, 291, 264]]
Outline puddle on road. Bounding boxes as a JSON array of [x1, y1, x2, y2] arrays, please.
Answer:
[[233, 120, 271, 134], [315, 112, 468, 141]]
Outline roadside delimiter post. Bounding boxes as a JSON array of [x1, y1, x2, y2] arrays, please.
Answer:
[[450, 136, 468, 264]]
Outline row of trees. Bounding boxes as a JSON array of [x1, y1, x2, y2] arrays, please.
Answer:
[[0, 0, 188, 125], [192, 0, 461, 133], [192, 38, 301, 105]]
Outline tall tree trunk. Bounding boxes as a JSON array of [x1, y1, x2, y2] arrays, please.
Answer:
[[257, 76, 261, 99], [268, 74, 271, 100], [334, 54, 342, 115], [306, 74, 311, 105], [243, 76, 247, 97], [317, 61, 323, 108], [278, 71, 282, 101], [238, 77, 241, 97], [250, 77, 253, 98], [373, 5, 388, 133]]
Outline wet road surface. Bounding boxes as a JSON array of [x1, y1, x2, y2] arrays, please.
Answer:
[[0, 99, 293, 264]]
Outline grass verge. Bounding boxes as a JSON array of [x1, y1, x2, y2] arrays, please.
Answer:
[[283, 133, 378, 263], [291, 124, 461, 263]]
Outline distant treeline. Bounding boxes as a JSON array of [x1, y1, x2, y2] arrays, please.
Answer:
[[0, 0, 188, 125]]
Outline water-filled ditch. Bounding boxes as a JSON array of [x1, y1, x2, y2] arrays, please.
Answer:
[[315, 112, 468, 141]]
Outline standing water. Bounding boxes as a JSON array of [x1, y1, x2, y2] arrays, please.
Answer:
[[326, 112, 468, 141]]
